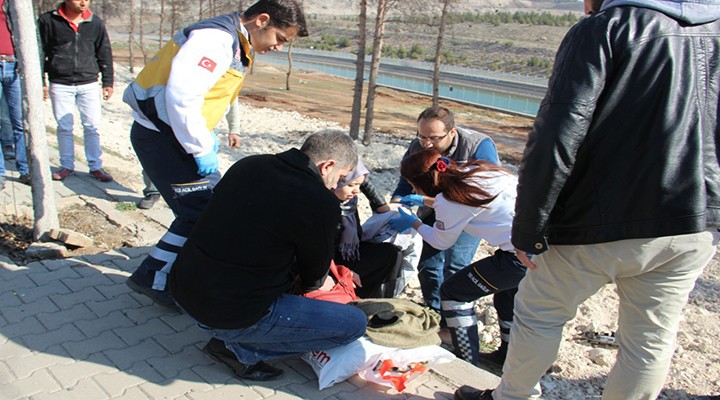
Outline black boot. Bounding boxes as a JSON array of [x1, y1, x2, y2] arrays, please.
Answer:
[[203, 338, 284, 381], [477, 340, 507, 369], [454, 386, 495, 400]]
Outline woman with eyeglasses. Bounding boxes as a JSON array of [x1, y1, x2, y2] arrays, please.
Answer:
[[389, 147, 526, 368]]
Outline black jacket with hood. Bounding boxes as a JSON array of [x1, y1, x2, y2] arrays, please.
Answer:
[[37, 4, 113, 87], [512, 0, 720, 253]]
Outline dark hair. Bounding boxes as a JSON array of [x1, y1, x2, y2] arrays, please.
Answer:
[[417, 106, 455, 132], [400, 148, 506, 208], [244, 0, 309, 37], [301, 129, 358, 171]]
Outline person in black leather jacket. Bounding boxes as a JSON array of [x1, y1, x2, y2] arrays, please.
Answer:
[[454, 0, 720, 399]]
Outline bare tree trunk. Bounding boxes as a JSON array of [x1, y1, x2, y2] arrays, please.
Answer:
[[363, 0, 389, 145], [35, 0, 53, 16], [432, 0, 451, 106], [200, 0, 205, 19], [128, 0, 136, 73], [285, 0, 302, 91], [139, 0, 148, 64], [285, 41, 294, 90], [9, 0, 59, 240], [171, 1, 178, 37], [159, 0, 165, 48], [349, 0, 367, 140]]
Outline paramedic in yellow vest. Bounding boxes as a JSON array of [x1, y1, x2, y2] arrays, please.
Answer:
[[122, 0, 308, 310]]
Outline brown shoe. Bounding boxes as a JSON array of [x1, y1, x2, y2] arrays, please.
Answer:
[[203, 338, 284, 381], [89, 168, 113, 182], [52, 168, 74, 181]]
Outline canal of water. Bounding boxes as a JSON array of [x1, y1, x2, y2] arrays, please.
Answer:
[[261, 49, 545, 117]]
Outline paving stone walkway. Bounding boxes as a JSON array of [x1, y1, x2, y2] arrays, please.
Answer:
[[0, 152, 501, 399]]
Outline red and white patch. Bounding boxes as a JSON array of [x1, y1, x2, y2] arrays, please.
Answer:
[[198, 56, 217, 72]]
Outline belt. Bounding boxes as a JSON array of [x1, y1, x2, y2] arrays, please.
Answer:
[[0, 55, 15, 62]]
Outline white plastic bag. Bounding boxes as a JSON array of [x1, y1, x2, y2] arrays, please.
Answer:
[[301, 337, 387, 390], [358, 345, 456, 392], [301, 336, 455, 391]]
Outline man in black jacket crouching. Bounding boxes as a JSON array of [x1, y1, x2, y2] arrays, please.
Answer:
[[170, 129, 367, 381]]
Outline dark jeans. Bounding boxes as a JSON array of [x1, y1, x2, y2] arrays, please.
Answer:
[[129, 122, 220, 290], [439, 250, 527, 364], [417, 212, 481, 311]]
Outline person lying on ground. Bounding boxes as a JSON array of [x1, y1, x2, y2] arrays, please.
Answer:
[[333, 156, 402, 298]]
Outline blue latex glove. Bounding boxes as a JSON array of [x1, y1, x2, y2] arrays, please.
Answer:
[[389, 208, 420, 232], [399, 194, 424, 207], [195, 152, 219, 176], [212, 134, 220, 153]]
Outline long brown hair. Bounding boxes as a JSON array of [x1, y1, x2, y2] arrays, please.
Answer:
[[400, 148, 507, 208]]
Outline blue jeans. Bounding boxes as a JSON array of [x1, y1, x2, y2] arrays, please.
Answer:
[[129, 122, 220, 291], [197, 294, 367, 365], [49, 82, 103, 171], [418, 230, 481, 311], [0, 93, 12, 147], [0, 61, 28, 175]]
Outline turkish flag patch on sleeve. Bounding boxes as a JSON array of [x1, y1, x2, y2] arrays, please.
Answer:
[[198, 56, 217, 72]]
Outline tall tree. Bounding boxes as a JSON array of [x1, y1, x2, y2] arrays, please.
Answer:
[[128, 0, 136, 73], [159, 0, 165, 47], [9, 0, 60, 239], [139, 0, 148, 64], [285, 41, 294, 90], [349, 0, 367, 140], [284, 0, 302, 90], [432, 0, 453, 106], [363, 0, 394, 145], [171, 0, 179, 36], [33, 0, 53, 16]]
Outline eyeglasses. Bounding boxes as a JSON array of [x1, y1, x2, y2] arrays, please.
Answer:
[[416, 131, 449, 143]]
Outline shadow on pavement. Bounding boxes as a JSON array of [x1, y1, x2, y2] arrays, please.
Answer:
[[0, 248, 445, 399]]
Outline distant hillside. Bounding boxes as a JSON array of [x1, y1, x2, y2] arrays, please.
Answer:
[[304, 0, 584, 16]]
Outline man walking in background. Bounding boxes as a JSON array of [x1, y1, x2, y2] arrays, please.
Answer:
[[38, 0, 114, 182], [455, 0, 720, 399], [122, 0, 308, 309]]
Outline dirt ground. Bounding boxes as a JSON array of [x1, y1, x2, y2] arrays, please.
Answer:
[[0, 204, 134, 263], [0, 57, 533, 265], [117, 45, 534, 163], [235, 61, 534, 163]]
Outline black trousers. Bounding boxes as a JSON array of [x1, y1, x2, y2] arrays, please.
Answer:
[[336, 242, 401, 298], [439, 249, 527, 363]]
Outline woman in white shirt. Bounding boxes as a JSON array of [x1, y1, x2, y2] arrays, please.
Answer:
[[389, 148, 526, 368]]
